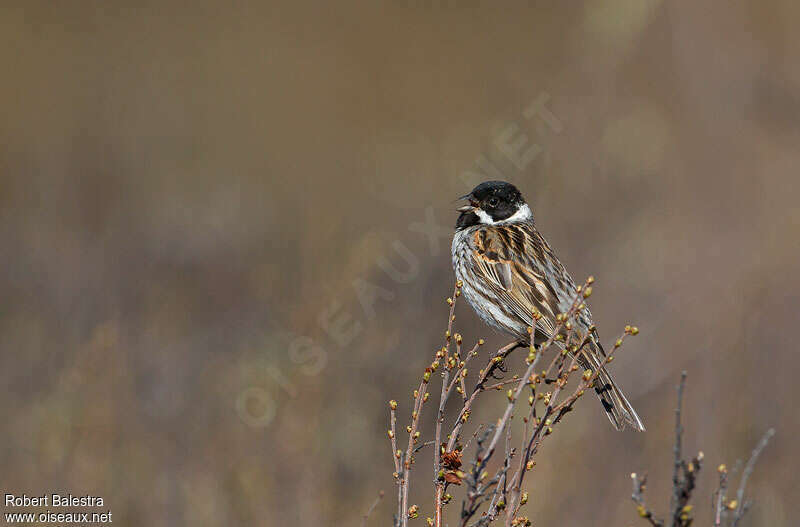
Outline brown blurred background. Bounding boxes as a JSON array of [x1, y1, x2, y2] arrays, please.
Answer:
[[1, 1, 799, 525]]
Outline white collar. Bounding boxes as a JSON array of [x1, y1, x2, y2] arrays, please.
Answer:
[[475, 203, 532, 225]]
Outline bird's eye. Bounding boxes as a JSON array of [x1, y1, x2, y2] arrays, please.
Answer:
[[487, 197, 500, 207]]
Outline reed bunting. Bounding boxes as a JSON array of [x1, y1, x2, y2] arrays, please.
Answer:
[[451, 181, 644, 431]]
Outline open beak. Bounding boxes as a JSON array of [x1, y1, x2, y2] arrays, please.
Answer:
[[455, 193, 477, 212]]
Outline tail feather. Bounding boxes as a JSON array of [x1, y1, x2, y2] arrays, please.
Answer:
[[578, 339, 645, 432], [594, 368, 645, 431]]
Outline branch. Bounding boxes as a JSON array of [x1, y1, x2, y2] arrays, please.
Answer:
[[387, 277, 648, 526], [445, 339, 524, 454], [631, 372, 703, 527], [631, 473, 664, 527], [669, 371, 687, 523], [713, 465, 728, 527], [361, 490, 385, 527], [401, 376, 429, 526], [434, 284, 461, 527], [388, 401, 402, 526], [731, 428, 775, 527]]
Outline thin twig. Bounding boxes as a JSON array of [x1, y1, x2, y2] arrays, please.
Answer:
[[713, 467, 728, 527], [731, 428, 775, 527], [434, 284, 460, 527], [361, 490, 385, 527], [483, 378, 521, 391], [401, 377, 428, 526], [388, 277, 656, 526], [507, 357, 577, 524], [505, 324, 639, 523], [631, 473, 664, 527], [631, 372, 703, 527], [445, 339, 524, 453], [415, 440, 436, 454], [669, 371, 688, 524], [389, 402, 402, 526]]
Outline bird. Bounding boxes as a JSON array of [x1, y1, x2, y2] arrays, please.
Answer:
[[451, 180, 644, 431]]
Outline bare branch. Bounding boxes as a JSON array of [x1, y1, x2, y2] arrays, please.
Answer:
[[713, 465, 728, 527], [361, 490, 385, 527], [631, 473, 664, 527], [669, 371, 687, 523], [731, 428, 775, 527], [388, 401, 402, 526], [386, 278, 757, 527], [631, 372, 703, 527], [434, 284, 461, 527]]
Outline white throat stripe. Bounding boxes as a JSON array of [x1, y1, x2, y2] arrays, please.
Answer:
[[476, 204, 532, 225]]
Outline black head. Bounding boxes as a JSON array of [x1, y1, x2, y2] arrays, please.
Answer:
[[455, 181, 530, 229]]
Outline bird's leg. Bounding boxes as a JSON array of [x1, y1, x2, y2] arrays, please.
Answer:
[[487, 339, 526, 379], [490, 364, 506, 379]]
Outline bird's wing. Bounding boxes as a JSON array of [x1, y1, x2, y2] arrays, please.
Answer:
[[467, 224, 645, 429], [468, 223, 580, 340]]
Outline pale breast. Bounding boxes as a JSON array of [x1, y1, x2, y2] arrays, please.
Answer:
[[451, 228, 529, 338]]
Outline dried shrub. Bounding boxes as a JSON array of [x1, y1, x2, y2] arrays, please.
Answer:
[[386, 278, 640, 527]]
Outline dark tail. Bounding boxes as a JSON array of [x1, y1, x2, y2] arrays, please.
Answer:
[[578, 339, 645, 432]]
